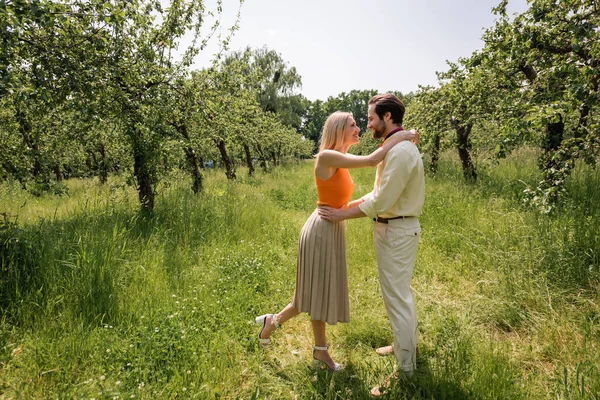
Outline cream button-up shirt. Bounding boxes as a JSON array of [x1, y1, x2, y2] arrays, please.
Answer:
[[358, 141, 425, 219]]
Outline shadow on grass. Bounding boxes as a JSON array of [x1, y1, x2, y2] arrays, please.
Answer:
[[299, 353, 471, 400], [308, 362, 373, 399], [392, 345, 472, 400], [332, 314, 527, 399], [342, 320, 393, 350], [366, 342, 527, 400]]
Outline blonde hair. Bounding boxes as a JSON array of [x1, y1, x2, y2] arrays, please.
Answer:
[[318, 111, 352, 153]]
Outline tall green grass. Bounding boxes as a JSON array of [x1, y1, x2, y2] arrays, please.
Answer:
[[0, 148, 599, 399]]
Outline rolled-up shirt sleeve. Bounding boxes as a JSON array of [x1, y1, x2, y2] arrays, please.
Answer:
[[359, 192, 372, 203], [358, 147, 413, 218]]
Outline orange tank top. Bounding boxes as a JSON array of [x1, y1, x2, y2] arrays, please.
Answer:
[[316, 168, 355, 209]]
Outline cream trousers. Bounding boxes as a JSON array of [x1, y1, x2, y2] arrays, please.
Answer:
[[373, 217, 421, 372]]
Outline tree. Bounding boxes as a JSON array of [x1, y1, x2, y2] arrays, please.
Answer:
[[404, 86, 449, 174], [1, 0, 241, 212], [479, 0, 600, 209], [299, 99, 327, 150], [1, 1, 121, 188], [99, 0, 238, 212], [222, 46, 307, 129]]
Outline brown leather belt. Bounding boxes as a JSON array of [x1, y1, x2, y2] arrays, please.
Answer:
[[373, 216, 414, 224]]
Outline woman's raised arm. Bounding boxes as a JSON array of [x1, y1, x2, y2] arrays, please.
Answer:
[[317, 129, 419, 169]]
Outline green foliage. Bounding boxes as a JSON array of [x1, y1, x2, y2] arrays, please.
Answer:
[[406, 0, 599, 208], [223, 46, 308, 130], [299, 99, 329, 149], [1, 11, 314, 203], [0, 212, 45, 317], [0, 0, 251, 211], [480, 0, 599, 207], [3, 0, 598, 215]]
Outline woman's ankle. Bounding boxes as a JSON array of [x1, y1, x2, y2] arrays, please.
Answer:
[[262, 315, 280, 338], [313, 349, 335, 369], [313, 349, 332, 361]]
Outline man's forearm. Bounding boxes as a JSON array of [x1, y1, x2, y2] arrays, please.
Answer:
[[347, 198, 365, 209], [341, 205, 367, 220], [318, 204, 367, 222]]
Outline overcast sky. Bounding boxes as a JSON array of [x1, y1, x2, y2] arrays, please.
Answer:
[[192, 0, 529, 101]]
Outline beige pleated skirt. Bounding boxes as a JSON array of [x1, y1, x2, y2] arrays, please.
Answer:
[[291, 208, 350, 324]]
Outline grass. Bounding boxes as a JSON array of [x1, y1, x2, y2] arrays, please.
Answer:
[[0, 148, 599, 399]]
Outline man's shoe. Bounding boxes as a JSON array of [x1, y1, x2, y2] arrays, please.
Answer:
[[399, 368, 414, 379]]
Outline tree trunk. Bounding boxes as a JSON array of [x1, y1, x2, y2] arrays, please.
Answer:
[[576, 104, 590, 139], [180, 127, 202, 193], [86, 154, 93, 174], [575, 73, 598, 139], [270, 151, 277, 167], [217, 139, 236, 180], [128, 121, 155, 213], [536, 114, 568, 205], [133, 149, 155, 213], [185, 146, 202, 194], [98, 143, 108, 184], [452, 119, 477, 181], [540, 114, 564, 171], [169, 121, 203, 193], [256, 143, 268, 172], [31, 145, 43, 180], [543, 116, 564, 152], [87, 149, 98, 178], [243, 143, 255, 177], [430, 131, 441, 174], [53, 164, 63, 181], [15, 108, 44, 180]]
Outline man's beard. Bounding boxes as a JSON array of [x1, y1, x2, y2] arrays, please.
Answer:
[[371, 122, 386, 139]]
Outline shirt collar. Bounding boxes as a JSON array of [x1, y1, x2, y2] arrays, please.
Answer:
[[379, 126, 404, 147]]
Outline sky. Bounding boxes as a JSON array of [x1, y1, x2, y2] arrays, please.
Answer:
[[192, 0, 530, 101]]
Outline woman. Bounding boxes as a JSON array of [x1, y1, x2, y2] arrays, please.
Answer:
[[256, 111, 418, 371]]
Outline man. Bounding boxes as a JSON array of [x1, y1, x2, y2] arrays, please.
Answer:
[[318, 93, 425, 395]]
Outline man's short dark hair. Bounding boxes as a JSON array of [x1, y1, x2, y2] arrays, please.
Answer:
[[368, 93, 405, 125]]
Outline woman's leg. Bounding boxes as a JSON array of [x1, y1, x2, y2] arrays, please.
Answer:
[[311, 319, 337, 370], [259, 303, 300, 339]]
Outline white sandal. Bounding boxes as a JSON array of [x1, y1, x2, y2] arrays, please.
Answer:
[[255, 314, 280, 347], [313, 344, 343, 372]]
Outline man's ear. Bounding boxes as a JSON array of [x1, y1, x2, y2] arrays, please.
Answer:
[[384, 111, 392, 122]]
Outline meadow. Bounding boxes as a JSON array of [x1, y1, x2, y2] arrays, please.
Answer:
[[0, 148, 599, 399]]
